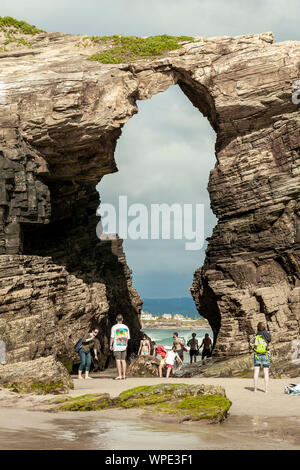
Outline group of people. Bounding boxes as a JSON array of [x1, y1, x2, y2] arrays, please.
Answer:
[[77, 316, 272, 392], [78, 314, 130, 380], [187, 333, 212, 363], [138, 332, 212, 362], [139, 331, 213, 377]]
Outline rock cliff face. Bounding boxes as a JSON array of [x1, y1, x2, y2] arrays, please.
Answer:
[[0, 27, 299, 374]]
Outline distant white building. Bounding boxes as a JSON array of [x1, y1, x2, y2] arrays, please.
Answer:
[[174, 314, 185, 320], [141, 311, 158, 320], [162, 314, 172, 320]]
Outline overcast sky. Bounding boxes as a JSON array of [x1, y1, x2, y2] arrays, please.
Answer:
[[2, 1, 299, 299], [1, 0, 300, 41], [97, 87, 216, 299]]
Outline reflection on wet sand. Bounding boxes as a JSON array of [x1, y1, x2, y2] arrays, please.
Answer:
[[0, 408, 299, 450]]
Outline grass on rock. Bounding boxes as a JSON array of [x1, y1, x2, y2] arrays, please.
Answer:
[[55, 393, 112, 411], [53, 384, 232, 422], [0, 16, 44, 52], [87, 34, 195, 64], [154, 394, 232, 422], [2, 380, 70, 394], [0, 16, 43, 35]]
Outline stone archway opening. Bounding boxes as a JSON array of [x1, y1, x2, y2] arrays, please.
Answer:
[[97, 83, 220, 349]]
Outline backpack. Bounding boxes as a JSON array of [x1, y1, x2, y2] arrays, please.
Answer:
[[284, 383, 300, 395], [74, 338, 82, 353], [253, 334, 268, 355]]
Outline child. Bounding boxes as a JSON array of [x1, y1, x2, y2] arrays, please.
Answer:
[[165, 345, 184, 378], [153, 342, 168, 378]]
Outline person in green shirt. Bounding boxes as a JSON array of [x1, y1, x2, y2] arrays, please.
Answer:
[[251, 322, 271, 393], [78, 328, 99, 379]]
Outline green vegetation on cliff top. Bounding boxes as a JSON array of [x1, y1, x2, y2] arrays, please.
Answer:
[[0, 16, 44, 52], [0, 16, 44, 34], [0, 18, 194, 64], [87, 34, 195, 64]]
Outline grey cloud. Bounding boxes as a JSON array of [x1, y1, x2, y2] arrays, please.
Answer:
[[97, 84, 217, 297], [1, 0, 300, 41]]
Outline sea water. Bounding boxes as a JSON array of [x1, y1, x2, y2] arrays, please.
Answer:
[[142, 328, 213, 363]]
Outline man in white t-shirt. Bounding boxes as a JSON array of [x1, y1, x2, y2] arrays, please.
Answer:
[[110, 314, 130, 380]]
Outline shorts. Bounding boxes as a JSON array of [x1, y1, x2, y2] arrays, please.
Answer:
[[142, 351, 148, 356], [177, 350, 183, 360], [189, 349, 198, 357], [254, 353, 270, 368], [202, 348, 212, 360], [160, 358, 166, 366], [114, 350, 127, 361], [166, 364, 173, 369]]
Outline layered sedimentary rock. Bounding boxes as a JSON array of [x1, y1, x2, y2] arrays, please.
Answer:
[[0, 355, 73, 393], [0, 27, 299, 374], [0, 240, 142, 367]]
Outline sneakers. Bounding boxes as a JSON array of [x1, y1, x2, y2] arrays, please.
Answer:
[[284, 384, 300, 395]]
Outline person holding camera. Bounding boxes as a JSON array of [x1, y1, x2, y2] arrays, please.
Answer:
[[78, 328, 99, 379]]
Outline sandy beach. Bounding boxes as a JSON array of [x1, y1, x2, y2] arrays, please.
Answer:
[[0, 370, 299, 450], [69, 371, 300, 419]]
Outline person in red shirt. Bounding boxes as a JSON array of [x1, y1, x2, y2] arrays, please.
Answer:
[[153, 343, 167, 378], [200, 333, 212, 361]]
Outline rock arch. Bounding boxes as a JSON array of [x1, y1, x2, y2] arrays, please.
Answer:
[[0, 30, 299, 374]]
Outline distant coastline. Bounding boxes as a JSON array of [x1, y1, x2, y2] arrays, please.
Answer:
[[142, 297, 199, 317], [140, 317, 210, 330]]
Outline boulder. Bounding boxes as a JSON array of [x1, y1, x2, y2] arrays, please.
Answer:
[[54, 383, 232, 423], [0, 355, 74, 394], [201, 355, 254, 378], [127, 355, 161, 377]]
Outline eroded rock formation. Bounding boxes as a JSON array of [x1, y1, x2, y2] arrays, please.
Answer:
[[0, 27, 299, 374], [127, 355, 161, 377], [0, 355, 73, 393], [53, 383, 231, 423]]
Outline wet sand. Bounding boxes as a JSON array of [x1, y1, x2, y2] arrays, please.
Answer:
[[0, 371, 299, 450], [69, 371, 300, 419]]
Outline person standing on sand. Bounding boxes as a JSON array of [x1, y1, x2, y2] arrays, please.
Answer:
[[173, 332, 185, 361], [165, 346, 184, 378], [78, 328, 99, 380], [187, 333, 199, 363], [153, 342, 168, 377], [251, 322, 271, 393], [200, 333, 212, 361], [0, 340, 6, 365], [110, 314, 130, 380], [138, 334, 151, 356]]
